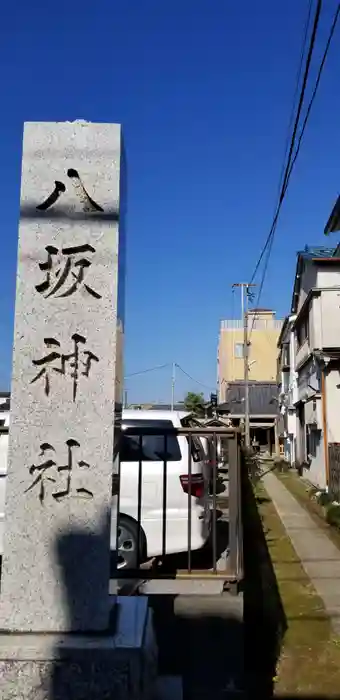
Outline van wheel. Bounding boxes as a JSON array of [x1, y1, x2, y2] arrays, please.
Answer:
[[117, 516, 146, 570]]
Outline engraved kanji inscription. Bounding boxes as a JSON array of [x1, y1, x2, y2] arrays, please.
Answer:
[[31, 333, 99, 401], [35, 244, 102, 299], [36, 169, 104, 213], [24, 440, 94, 504], [36, 181, 66, 211]]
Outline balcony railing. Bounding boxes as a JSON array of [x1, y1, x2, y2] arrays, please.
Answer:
[[221, 319, 283, 331]]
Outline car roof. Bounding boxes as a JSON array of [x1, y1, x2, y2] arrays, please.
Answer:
[[122, 409, 190, 427]]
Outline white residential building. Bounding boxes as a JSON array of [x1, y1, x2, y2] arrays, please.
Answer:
[[290, 245, 340, 489], [277, 314, 297, 464]]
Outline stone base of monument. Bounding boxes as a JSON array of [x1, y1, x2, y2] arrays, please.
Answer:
[[0, 597, 158, 700]]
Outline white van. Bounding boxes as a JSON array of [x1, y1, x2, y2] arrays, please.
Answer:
[[117, 410, 211, 568], [0, 409, 210, 568]]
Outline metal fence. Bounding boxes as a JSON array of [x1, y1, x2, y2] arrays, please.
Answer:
[[115, 426, 243, 593], [328, 442, 340, 501], [0, 423, 243, 594]]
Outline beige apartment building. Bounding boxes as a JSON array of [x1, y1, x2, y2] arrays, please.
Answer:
[[217, 309, 283, 400]]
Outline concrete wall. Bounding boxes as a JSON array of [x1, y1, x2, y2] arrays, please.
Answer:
[[325, 366, 340, 444], [285, 410, 297, 464], [317, 266, 340, 289], [320, 290, 340, 348], [305, 431, 326, 489], [310, 295, 322, 349], [298, 262, 317, 311]]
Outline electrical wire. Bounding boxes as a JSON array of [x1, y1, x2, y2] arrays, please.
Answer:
[[284, 2, 340, 189], [249, 0, 340, 340], [249, 0, 322, 289], [272, 0, 314, 217], [125, 363, 171, 378], [175, 363, 216, 391], [125, 362, 214, 394]]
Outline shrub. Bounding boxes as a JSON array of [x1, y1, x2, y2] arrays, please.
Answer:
[[242, 446, 261, 483], [325, 504, 340, 529], [318, 491, 332, 507]]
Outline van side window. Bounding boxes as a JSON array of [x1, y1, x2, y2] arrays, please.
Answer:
[[120, 420, 182, 462]]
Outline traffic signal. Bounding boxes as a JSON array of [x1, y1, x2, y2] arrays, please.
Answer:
[[210, 393, 217, 407]]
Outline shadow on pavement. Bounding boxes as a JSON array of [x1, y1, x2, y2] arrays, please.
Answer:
[[149, 593, 244, 700]]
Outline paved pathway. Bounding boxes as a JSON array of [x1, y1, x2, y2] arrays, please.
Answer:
[[263, 470, 340, 635]]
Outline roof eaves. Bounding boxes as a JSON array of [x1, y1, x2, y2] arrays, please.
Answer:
[[291, 252, 304, 313], [277, 315, 290, 347], [291, 247, 337, 313], [324, 195, 340, 235]]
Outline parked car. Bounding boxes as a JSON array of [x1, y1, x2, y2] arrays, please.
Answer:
[[0, 409, 210, 570], [117, 409, 211, 568]]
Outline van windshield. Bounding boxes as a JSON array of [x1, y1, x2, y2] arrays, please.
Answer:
[[120, 419, 182, 462]]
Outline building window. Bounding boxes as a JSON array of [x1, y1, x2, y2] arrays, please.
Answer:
[[306, 427, 321, 459], [234, 342, 244, 358], [282, 373, 289, 394], [282, 344, 290, 367], [296, 310, 309, 348]]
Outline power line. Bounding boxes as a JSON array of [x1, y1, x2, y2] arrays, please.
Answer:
[[249, 0, 340, 338], [279, 0, 321, 197], [274, 0, 314, 208], [249, 0, 322, 289], [284, 2, 340, 188], [125, 363, 171, 378], [125, 361, 214, 393], [175, 363, 216, 391]]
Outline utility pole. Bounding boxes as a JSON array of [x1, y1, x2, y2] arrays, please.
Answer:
[[244, 296, 250, 448], [171, 362, 176, 411], [232, 283, 257, 447]]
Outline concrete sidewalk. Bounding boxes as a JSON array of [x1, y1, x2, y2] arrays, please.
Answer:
[[263, 470, 340, 635]]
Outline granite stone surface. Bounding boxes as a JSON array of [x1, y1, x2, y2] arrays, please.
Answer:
[[0, 121, 124, 633], [0, 598, 158, 700]]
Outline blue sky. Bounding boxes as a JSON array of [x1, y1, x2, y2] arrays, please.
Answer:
[[1, 0, 340, 402]]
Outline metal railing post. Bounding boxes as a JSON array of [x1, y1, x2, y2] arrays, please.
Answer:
[[228, 432, 238, 580]]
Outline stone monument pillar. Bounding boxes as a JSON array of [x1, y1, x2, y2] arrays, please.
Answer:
[[0, 122, 157, 699]]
